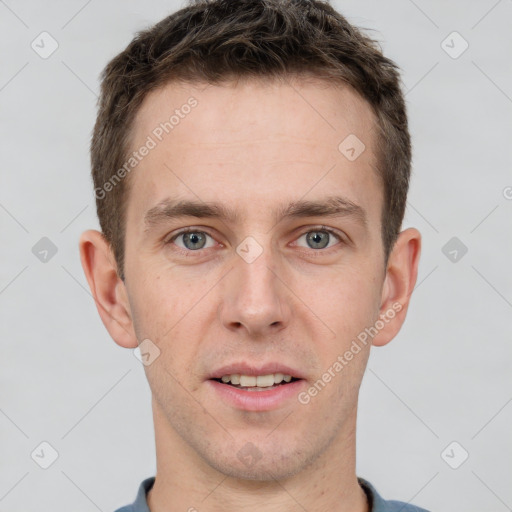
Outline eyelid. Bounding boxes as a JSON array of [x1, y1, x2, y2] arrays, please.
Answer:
[[299, 225, 344, 240], [165, 226, 212, 242]]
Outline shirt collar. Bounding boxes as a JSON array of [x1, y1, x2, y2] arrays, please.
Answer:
[[127, 475, 401, 512]]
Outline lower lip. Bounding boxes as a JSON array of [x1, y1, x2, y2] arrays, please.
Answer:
[[207, 379, 305, 411]]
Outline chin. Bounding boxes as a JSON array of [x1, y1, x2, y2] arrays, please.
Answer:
[[203, 441, 315, 482], [211, 456, 304, 482]]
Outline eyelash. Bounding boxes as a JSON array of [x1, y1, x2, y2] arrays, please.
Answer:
[[165, 226, 345, 256]]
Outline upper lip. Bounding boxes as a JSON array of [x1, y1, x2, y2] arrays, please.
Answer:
[[209, 362, 305, 380]]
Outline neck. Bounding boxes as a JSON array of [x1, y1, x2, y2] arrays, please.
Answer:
[[147, 400, 369, 512]]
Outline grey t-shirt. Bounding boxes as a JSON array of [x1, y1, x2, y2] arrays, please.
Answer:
[[114, 476, 430, 511]]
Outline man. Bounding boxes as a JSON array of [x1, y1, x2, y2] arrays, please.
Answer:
[[79, 0, 427, 510]]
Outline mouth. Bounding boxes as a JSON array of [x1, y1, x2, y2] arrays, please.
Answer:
[[207, 364, 306, 411], [211, 373, 302, 391]]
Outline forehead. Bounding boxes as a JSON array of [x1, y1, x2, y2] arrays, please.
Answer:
[[132, 76, 376, 151], [125, 76, 381, 232]]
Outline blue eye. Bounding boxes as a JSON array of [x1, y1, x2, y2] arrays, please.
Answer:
[[166, 225, 344, 256], [171, 230, 216, 251], [296, 228, 342, 250]]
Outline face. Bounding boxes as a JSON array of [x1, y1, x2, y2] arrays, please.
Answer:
[[114, 77, 395, 480]]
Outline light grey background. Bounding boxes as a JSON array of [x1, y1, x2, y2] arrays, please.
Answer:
[[1, 1, 511, 511]]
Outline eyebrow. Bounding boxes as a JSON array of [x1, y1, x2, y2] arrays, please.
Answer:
[[143, 195, 367, 232]]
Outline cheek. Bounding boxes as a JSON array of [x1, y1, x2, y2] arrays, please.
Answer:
[[127, 273, 181, 341], [128, 274, 208, 377], [313, 267, 381, 338]]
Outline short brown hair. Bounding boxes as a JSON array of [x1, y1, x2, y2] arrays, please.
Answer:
[[91, 0, 411, 281]]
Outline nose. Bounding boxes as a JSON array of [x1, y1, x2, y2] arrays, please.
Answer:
[[218, 244, 291, 337]]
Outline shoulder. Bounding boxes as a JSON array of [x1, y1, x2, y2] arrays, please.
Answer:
[[382, 499, 431, 512], [113, 476, 155, 512], [358, 477, 431, 512]]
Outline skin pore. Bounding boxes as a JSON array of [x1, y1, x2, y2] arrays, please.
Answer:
[[80, 76, 421, 512]]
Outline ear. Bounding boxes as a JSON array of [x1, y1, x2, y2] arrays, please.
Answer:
[[372, 227, 421, 347], [79, 229, 138, 349]]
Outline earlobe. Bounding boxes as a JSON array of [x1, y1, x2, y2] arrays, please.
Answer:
[[372, 227, 422, 347], [79, 229, 138, 349]]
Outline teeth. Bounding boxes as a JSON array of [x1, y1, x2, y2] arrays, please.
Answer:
[[256, 375, 274, 387], [239, 375, 257, 387], [218, 373, 295, 387]]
